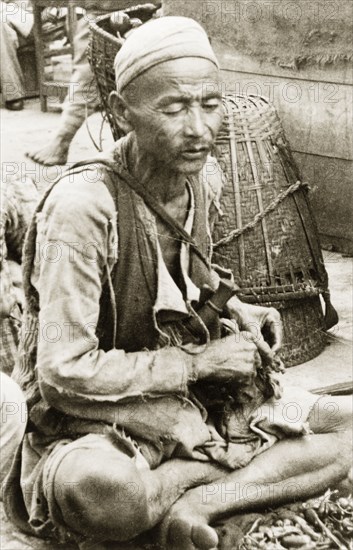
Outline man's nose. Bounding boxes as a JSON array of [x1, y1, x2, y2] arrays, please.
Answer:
[[184, 106, 206, 138]]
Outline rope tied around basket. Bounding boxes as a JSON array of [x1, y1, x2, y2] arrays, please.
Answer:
[[213, 179, 309, 249]]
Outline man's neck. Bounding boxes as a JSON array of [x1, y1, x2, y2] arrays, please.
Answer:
[[129, 135, 188, 205]]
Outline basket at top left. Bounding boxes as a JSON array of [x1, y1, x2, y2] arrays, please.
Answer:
[[88, 7, 159, 142]]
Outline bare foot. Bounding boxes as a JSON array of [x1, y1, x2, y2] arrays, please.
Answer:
[[167, 517, 218, 550], [159, 493, 218, 550], [26, 137, 69, 166]]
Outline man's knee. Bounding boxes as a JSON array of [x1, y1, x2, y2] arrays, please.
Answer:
[[53, 449, 150, 541]]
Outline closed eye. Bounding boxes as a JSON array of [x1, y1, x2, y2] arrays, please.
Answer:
[[202, 99, 221, 111], [161, 102, 185, 115]]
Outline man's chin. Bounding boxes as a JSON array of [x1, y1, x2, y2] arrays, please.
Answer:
[[176, 156, 209, 175]]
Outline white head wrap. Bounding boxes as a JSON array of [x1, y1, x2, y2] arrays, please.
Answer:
[[114, 16, 219, 92]]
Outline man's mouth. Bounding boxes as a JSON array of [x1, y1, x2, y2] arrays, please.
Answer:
[[181, 147, 209, 160]]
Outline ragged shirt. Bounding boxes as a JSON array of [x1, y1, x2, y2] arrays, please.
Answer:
[[24, 134, 226, 456]]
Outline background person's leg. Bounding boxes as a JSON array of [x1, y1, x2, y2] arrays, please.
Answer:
[[27, 15, 100, 166], [0, 18, 24, 104], [0, 1, 33, 108]]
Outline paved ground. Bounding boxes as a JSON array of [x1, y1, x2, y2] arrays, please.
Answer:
[[0, 98, 352, 549], [0, 97, 114, 194]]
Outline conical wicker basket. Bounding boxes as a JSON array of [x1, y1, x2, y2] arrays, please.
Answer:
[[88, 14, 338, 367], [212, 95, 338, 366]]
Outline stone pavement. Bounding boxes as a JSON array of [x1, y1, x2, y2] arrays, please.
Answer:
[[0, 98, 352, 549], [0, 97, 114, 194]]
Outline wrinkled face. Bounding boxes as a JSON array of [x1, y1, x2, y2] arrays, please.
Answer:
[[122, 57, 224, 174]]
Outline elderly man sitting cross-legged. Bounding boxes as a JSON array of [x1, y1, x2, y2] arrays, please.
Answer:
[[4, 16, 352, 550]]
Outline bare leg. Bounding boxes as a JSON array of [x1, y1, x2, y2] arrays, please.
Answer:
[[53, 447, 224, 543], [25, 97, 95, 166], [52, 432, 351, 548], [26, 16, 99, 166], [161, 396, 353, 550], [0, 15, 25, 102], [52, 397, 352, 547]]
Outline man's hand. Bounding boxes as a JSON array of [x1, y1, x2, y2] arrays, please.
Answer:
[[192, 333, 260, 383], [226, 297, 283, 365]]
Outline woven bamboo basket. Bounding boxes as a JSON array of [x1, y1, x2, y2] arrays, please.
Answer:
[[212, 95, 338, 366], [88, 15, 338, 367], [88, 6, 159, 142]]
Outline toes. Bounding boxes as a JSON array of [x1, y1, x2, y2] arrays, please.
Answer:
[[25, 150, 66, 166], [26, 151, 43, 164], [192, 524, 219, 549], [167, 518, 218, 550], [168, 517, 194, 549], [25, 144, 66, 165]]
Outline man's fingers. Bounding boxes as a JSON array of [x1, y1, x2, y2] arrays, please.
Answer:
[[241, 328, 284, 372], [254, 337, 275, 363], [262, 309, 283, 352], [271, 340, 282, 354], [241, 331, 275, 363], [254, 349, 262, 369], [268, 320, 283, 352]]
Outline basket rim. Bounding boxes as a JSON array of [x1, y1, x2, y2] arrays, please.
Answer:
[[89, 4, 161, 46], [89, 13, 121, 49], [235, 282, 324, 302]]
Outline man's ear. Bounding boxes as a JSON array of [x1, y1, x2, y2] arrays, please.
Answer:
[[109, 91, 134, 135]]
